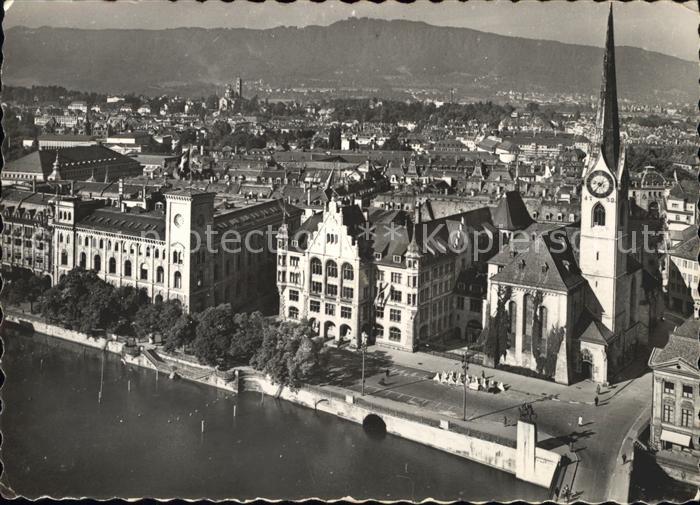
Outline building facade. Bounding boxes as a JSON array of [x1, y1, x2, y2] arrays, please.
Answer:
[[648, 318, 700, 486]]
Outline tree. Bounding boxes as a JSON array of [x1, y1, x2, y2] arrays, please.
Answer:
[[228, 311, 265, 363], [484, 286, 512, 366], [163, 313, 198, 352], [191, 304, 237, 367], [328, 126, 342, 150], [134, 299, 183, 340], [250, 319, 328, 391]]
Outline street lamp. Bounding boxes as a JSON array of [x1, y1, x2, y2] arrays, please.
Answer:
[[360, 331, 368, 396], [461, 348, 469, 421]]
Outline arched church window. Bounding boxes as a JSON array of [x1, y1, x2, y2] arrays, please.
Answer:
[[592, 204, 606, 227]]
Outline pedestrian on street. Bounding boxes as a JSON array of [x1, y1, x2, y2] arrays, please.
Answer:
[[385, 369, 390, 379], [622, 453, 627, 464], [569, 440, 575, 452], [563, 484, 570, 503], [577, 416, 583, 427], [594, 396, 599, 407], [596, 384, 601, 395], [481, 370, 486, 379], [503, 415, 508, 427]]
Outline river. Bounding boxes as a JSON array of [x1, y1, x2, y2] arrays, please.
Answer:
[[0, 330, 548, 501]]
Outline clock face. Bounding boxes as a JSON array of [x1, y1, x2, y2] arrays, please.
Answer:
[[586, 171, 614, 198], [173, 214, 183, 227]]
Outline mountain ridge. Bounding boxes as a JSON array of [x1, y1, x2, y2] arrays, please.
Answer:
[[2, 19, 695, 101]]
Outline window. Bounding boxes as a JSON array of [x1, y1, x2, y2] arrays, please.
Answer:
[[290, 256, 299, 267], [341, 287, 354, 299], [682, 385, 693, 398], [376, 307, 384, 319], [341, 306, 352, 319], [326, 284, 338, 297], [470, 298, 483, 313], [375, 324, 384, 338], [310, 300, 320, 313], [391, 272, 402, 284], [523, 294, 534, 352], [174, 271, 182, 289], [156, 266, 164, 283], [311, 281, 322, 294], [311, 258, 322, 275], [93, 255, 101, 271], [457, 296, 465, 310], [325, 303, 335, 316], [108, 257, 117, 274], [60, 250, 68, 265], [393, 255, 402, 263], [390, 309, 401, 322], [79, 252, 87, 269], [592, 203, 606, 226], [681, 408, 692, 427], [342, 263, 354, 280], [288, 306, 299, 319], [389, 327, 401, 342], [326, 261, 338, 278], [140, 264, 148, 280], [662, 404, 674, 423], [374, 252, 382, 260], [289, 290, 299, 301], [390, 289, 402, 302], [663, 381, 675, 395], [290, 272, 301, 284], [124, 260, 132, 277]]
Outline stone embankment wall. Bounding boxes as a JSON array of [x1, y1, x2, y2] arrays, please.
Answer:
[[241, 372, 560, 489]]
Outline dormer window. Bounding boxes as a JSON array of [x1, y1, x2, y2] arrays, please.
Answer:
[[393, 255, 402, 263], [374, 252, 382, 260], [291, 240, 298, 247]]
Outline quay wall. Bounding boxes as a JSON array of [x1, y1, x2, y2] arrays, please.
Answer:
[[2, 314, 558, 489], [242, 373, 559, 488]]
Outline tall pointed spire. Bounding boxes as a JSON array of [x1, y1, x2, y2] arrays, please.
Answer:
[[594, 4, 620, 172]]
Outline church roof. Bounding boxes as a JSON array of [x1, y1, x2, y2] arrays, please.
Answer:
[[489, 229, 585, 292]]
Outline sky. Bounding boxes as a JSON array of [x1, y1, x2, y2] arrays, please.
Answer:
[[3, 0, 698, 61]]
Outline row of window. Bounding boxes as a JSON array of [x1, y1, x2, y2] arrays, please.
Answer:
[[375, 307, 402, 323], [375, 324, 402, 342], [662, 381, 694, 398], [661, 403, 693, 428], [59, 253, 184, 289], [310, 258, 354, 280], [306, 301, 353, 319]]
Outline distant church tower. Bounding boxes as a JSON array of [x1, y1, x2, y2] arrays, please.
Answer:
[[579, 6, 630, 334], [235, 77, 243, 99]]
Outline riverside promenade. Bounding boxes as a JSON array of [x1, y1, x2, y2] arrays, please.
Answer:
[[321, 343, 654, 503]]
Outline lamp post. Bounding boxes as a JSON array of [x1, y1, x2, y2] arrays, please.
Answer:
[[462, 348, 469, 421], [360, 331, 368, 396]]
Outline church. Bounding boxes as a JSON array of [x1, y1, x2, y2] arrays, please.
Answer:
[[484, 7, 648, 385]]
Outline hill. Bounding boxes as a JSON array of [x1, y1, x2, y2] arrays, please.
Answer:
[[2, 19, 695, 101]]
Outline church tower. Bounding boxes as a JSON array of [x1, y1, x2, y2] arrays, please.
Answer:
[[579, 5, 630, 333]]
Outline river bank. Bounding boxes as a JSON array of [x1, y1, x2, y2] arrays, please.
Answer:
[[2, 313, 560, 491], [1, 326, 551, 501]]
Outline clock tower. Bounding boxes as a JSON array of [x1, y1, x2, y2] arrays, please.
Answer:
[[579, 5, 630, 333]]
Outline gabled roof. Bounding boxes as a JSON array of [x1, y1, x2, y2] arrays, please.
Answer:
[[577, 312, 614, 346], [649, 319, 700, 371], [490, 191, 534, 231], [489, 228, 584, 292]]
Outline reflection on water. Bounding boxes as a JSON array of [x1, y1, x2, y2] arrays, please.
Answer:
[[1, 331, 547, 501]]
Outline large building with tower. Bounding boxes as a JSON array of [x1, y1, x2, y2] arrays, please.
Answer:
[[484, 7, 647, 385]]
